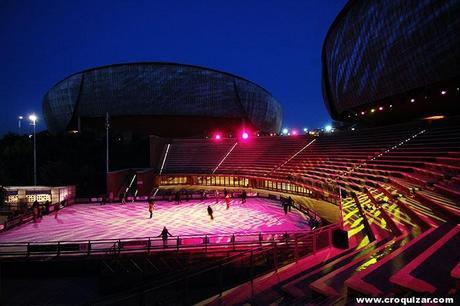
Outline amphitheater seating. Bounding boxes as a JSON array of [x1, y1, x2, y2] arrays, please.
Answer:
[[345, 223, 454, 296], [389, 224, 460, 295], [168, 117, 458, 303], [162, 138, 236, 173], [152, 117, 460, 303], [218, 136, 311, 175]]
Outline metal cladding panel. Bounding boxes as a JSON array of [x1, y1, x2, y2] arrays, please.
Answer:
[[322, 0, 460, 116], [43, 74, 82, 132], [43, 63, 282, 133], [235, 78, 282, 132]]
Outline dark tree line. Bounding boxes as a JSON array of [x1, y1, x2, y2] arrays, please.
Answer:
[[0, 131, 149, 197]]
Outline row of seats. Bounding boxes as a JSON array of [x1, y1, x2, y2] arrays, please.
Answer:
[[162, 138, 236, 173], [160, 117, 460, 301], [280, 119, 460, 301], [218, 136, 311, 175]]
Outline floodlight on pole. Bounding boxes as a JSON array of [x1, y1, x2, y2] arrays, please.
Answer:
[[18, 116, 24, 133], [29, 113, 37, 186]]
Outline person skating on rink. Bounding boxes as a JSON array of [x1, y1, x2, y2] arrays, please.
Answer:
[[225, 194, 231, 209], [207, 205, 214, 220], [287, 196, 293, 212], [241, 190, 247, 203], [283, 201, 289, 215], [148, 198, 155, 219], [175, 191, 181, 204], [32, 200, 39, 221]]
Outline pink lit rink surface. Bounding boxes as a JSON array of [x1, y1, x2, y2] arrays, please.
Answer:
[[0, 198, 310, 243]]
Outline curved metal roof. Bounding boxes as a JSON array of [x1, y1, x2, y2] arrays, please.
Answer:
[[43, 62, 282, 135]]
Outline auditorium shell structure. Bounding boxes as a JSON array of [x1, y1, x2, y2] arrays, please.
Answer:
[[43, 62, 282, 137], [322, 0, 460, 124]]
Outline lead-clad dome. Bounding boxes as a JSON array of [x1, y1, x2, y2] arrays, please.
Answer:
[[322, 0, 460, 122], [43, 62, 282, 136]]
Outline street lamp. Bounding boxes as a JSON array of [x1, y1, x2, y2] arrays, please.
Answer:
[[29, 114, 37, 186], [18, 116, 24, 134]]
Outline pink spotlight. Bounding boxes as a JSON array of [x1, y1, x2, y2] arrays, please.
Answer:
[[213, 132, 222, 141], [292, 130, 298, 136], [241, 132, 249, 140]]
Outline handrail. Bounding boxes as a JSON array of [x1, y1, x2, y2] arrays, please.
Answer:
[[0, 225, 336, 245], [1, 201, 63, 232], [0, 224, 339, 258], [93, 245, 280, 304], [92, 224, 339, 305]]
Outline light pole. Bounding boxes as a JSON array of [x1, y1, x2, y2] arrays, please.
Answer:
[[29, 114, 37, 186], [18, 116, 23, 134], [338, 185, 344, 229], [105, 112, 109, 175]]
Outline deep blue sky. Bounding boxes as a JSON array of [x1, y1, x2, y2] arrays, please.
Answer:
[[0, 0, 346, 135]]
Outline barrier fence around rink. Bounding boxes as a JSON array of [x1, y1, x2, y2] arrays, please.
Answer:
[[90, 223, 340, 305], [0, 224, 339, 259]]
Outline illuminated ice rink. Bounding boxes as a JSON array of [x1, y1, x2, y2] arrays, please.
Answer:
[[0, 198, 310, 243]]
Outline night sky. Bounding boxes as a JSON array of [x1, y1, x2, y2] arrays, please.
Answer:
[[0, 0, 346, 136]]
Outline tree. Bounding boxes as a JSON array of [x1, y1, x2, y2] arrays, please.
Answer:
[[0, 186, 7, 206]]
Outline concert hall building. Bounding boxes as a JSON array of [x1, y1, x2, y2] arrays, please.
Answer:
[[43, 62, 282, 137], [321, 0, 460, 125]]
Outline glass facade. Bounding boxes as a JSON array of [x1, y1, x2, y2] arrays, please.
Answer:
[[322, 0, 460, 118], [43, 63, 282, 134], [158, 175, 313, 197]]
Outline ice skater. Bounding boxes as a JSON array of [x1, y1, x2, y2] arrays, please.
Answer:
[[158, 226, 173, 247], [175, 191, 181, 204], [32, 200, 39, 221], [283, 201, 288, 215], [241, 190, 247, 204], [148, 198, 155, 219], [207, 205, 214, 220], [44, 201, 50, 215], [225, 194, 231, 210], [287, 196, 293, 212]]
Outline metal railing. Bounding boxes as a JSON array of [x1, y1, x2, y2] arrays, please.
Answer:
[[92, 224, 339, 305], [0, 201, 63, 232], [0, 224, 338, 260]]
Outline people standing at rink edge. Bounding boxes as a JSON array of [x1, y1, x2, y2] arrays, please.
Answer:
[[158, 226, 173, 247]]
